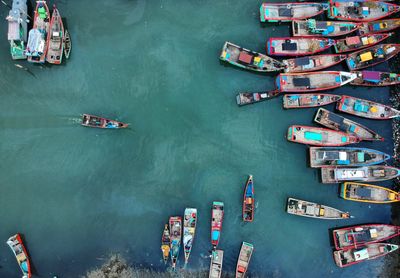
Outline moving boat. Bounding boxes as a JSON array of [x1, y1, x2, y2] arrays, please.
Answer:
[[267, 37, 335, 56], [81, 114, 129, 128], [183, 208, 197, 265], [314, 108, 383, 141], [286, 198, 350, 220], [350, 71, 400, 86], [211, 201, 224, 248], [169, 216, 182, 270], [282, 54, 346, 73], [287, 125, 360, 146], [242, 175, 254, 222], [333, 243, 399, 268], [235, 242, 254, 278], [161, 224, 170, 264], [292, 19, 360, 37], [236, 91, 281, 106], [309, 147, 390, 168], [340, 182, 400, 204], [64, 29, 71, 59], [6, 234, 31, 278], [334, 33, 391, 54], [209, 249, 224, 278], [46, 5, 64, 64], [260, 2, 327, 22], [6, 0, 28, 59], [283, 94, 341, 109], [320, 166, 400, 184], [336, 95, 400, 120], [359, 18, 400, 34], [220, 42, 285, 72]]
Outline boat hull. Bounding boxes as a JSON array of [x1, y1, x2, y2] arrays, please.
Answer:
[[321, 166, 400, 184], [81, 114, 129, 128], [267, 37, 334, 56], [6, 234, 31, 278], [292, 20, 360, 37], [235, 242, 254, 278], [340, 182, 400, 204], [183, 208, 197, 264], [334, 33, 391, 54], [350, 71, 400, 86], [283, 94, 341, 109], [209, 249, 224, 278], [169, 216, 182, 270], [359, 18, 400, 34], [260, 3, 326, 22], [283, 54, 346, 73], [211, 202, 224, 248], [46, 6, 64, 64], [286, 197, 349, 220], [242, 175, 254, 222], [236, 91, 280, 106]]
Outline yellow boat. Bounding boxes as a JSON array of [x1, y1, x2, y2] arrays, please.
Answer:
[[160, 224, 170, 264], [340, 182, 400, 204]]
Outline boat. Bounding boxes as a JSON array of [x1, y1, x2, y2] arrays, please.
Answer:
[[334, 33, 392, 54], [6, 0, 28, 60], [340, 182, 400, 204], [333, 224, 400, 250], [346, 43, 400, 71], [350, 71, 400, 86], [286, 198, 350, 220], [359, 18, 400, 34], [287, 125, 360, 146], [283, 94, 341, 109], [211, 201, 224, 248], [242, 175, 254, 222], [81, 114, 129, 128], [161, 224, 170, 264], [336, 95, 400, 120], [220, 42, 285, 72], [260, 2, 327, 22], [267, 37, 335, 56], [64, 29, 71, 59], [6, 234, 32, 278], [26, 1, 50, 63], [309, 147, 390, 168], [314, 108, 383, 141], [327, 0, 400, 22], [209, 249, 223, 278], [282, 54, 346, 73], [236, 91, 280, 106], [235, 242, 254, 278], [320, 165, 400, 184], [333, 243, 399, 268], [169, 216, 182, 270], [46, 5, 64, 64], [292, 19, 360, 37], [183, 208, 197, 265]]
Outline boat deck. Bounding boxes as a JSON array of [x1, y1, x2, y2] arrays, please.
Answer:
[[331, 1, 398, 21], [287, 198, 345, 219], [271, 38, 327, 54], [209, 250, 223, 278], [262, 4, 323, 20], [338, 96, 400, 119], [293, 20, 358, 36], [345, 184, 394, 202], [46, 9, 64, 64], [289, 126, 352, 145], [280, 73, 342, 91]]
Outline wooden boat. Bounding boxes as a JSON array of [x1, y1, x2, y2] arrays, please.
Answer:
[[340, 182, 400, 204], [333, 224, 400, 250], [236, 91, 280, 106], [169, 216, 182, 270], [81, 114, 129, 128], [209, 249, 223, 278], [46, 5, 64, 64], [359, 18, 400, 34], [282, 54, 346, 73], [336, 95, 400, 120], [267, 37, 335, 56], [327, 0, 400, 22], [287, 125, 360, 146], [6, 234, 31, 278], [320, 165, 400, 184], [283, 94, 341, 109], [183, 208, 197, 265], [334, 33, 391, 54], [64, 29, 71, 59], [346, 43, 400, 71], [292, 19, 360, 37], [260, 2, 327, 22], [309, 147, 390, 168], [242, 175, 254, 222], [220, 42, 285, 72], [211, 201, 224, 248], [314, 108, 383, 141], [333, 243, 399, 268], [161, 224, 170, 264], [350, 71, 400, 86], [286, 197, 350, 220], [6, 0, 28, 60], [235, 242, 254, 278]]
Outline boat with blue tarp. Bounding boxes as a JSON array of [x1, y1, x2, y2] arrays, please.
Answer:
[[292, 19, 360, 37], [7, 234, 32, 278], [81, 114, 129, 129], [169, 216, 182, 270], [242, 175, 254, 222], [183, 208, 197, 265]]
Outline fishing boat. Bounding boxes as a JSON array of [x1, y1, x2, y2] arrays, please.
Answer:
[[64, 29, 71, 59], [260, 2, 327, 22], [292, 19, 360, 37], [220, 42, 285, 72], [286, 198, 350, 220], [236, 91, 280, 106], [287, 125, 360, 146], [320, 165, 400, 184], [6, 234, 31, 278], [6, 0, 28, 59], [243, 175, 254, 222], [309, 147, 390, 168], [334, 33, 391, 54], [81, 114, 129, 128], [283, 94, 341, 109], [235, 242, 254, 278], [359, 18, 400, 34], [340, 182, 400, 203], [183, 208, 197, 265], [314, 108, 383, 141], [346, 43, 400, 71], [209, 249, 224, 278], [169, 216, 182, 270], [336, 95, 400, 120], [267, 37, 335, 56], [161, 224, 170, 264], [282, 54, 346, 73], [350, 71, 400, 86], [333, 243, 399, 268], [46, 5, 64, 64], [211, 201, 224, 248], [333, 224, 400, 250], [327, 0, 400, 22]]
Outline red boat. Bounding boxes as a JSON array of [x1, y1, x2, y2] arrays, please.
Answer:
[[242, 175, 254, 222], [283, 94, 341, 109], [334, 33, 392, 54], [282, 54, 346, 73], [7, 234, 32, 278], [267, 37, 335, 56], [211, 201, 224, 248]]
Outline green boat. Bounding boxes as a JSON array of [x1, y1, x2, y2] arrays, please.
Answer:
[[6, 0, 28, 60]]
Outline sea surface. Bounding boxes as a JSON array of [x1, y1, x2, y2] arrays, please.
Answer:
[[0, 1, 396, 277]]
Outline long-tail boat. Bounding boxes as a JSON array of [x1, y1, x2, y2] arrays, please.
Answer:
[[242, 175, 254, 222], [350, 71, 400, 86], [6, 234, 32, 278], [286, 198, 350, 220], [287, 125, 360, 146], [292, 19, 360, 37], [334, 33, 392, 54], [282, 54, 346, 73], [267, 37, 335, 56], [283, 94, 341, 109], [359, 18, 400, 34], [321, 166, 400, 183], [64, 29, 71, 59], [81, 114, 129, 128], [169, 216, 182, 270], [333, 243, 399, 268], [6, 0, 28, 60], [260, 2, 327, 22], [183, 208, 197, 265], [336, 95, 400, 120], [236, 91, 280, 106], [220, 42, 285, 72], [161, 224, 170, 264], [46, 5, 64, 64], [211, 201, 224, 248], [346, 43, 400, 71], [235, 242, 254, 278], [314, 108, 383, 141], [340, 182, 400, 204], [209, 249, 224, 278]]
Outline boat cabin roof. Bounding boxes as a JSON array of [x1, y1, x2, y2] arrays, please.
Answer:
[[354, 249, 369, 261], [337, 169, 366, 179]]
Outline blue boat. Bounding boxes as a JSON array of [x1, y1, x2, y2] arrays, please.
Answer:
[[169, 216, 182, 270]]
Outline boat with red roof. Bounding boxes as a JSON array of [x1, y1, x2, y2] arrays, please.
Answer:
[[267, 37, 335, 56], [211, 201, 224, 248], [334, 33, 392, 54]]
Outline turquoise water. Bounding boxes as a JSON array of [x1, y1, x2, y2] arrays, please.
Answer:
[[0, 1, 395, 277]]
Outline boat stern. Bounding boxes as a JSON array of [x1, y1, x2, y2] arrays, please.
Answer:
[[219, 41, 229, 61], [259, 4, 266, 22], [339, 183, 347, 199], [286, 126, 294, 141], [333, 251, 343, 268]]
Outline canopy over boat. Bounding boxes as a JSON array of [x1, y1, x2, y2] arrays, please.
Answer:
[[340, 182, 400, 204]]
